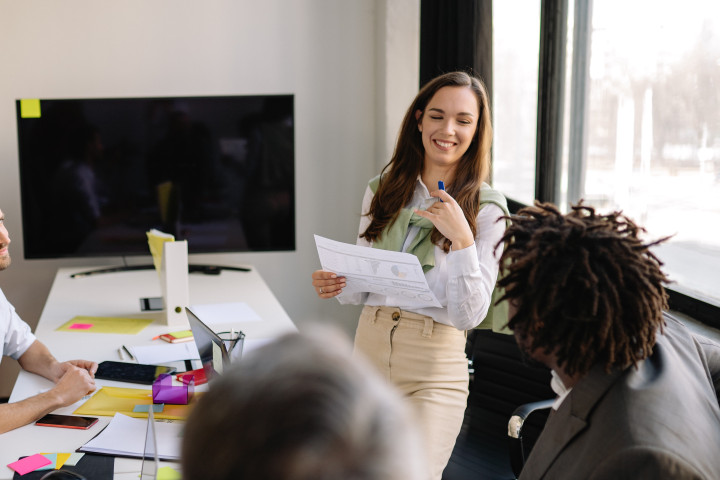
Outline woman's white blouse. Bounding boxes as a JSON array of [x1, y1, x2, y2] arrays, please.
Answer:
[[337, 177, 506, 330]]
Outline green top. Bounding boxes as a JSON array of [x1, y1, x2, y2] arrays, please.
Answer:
[[367, 175, 512, 333]]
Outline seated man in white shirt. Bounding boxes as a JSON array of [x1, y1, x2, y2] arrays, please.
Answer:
[[0, 208, 97, 434]]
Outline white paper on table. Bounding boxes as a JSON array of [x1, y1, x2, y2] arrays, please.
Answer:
[[128, 342, 200, 364], [314, 234, 441, 308], [79, 413, 182, 460], [188, 302, 263, 326]]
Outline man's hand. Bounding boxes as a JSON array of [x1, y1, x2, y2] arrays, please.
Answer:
[[50, 365, 96, 406], [0, 361, 97, 434], [53, 359, 98, 382]]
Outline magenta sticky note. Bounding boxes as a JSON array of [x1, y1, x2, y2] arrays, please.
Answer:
[[7, 454, 52, 475], [69, 323, 93, 330]]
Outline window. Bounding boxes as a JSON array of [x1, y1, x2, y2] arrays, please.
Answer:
[[493, 0, 720, 312], [492, 0, 540, 206]]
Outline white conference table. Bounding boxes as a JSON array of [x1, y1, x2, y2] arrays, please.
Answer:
[[0, 265, 296, 479]]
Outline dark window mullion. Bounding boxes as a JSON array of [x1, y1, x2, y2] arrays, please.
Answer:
[[535, 0, 568, 204]]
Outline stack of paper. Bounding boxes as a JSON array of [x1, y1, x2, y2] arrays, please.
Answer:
[[127, 342, 200, 364], [79, 413, 182, 460]]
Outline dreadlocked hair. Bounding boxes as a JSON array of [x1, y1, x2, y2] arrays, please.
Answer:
[[497, 202, 670, 377]]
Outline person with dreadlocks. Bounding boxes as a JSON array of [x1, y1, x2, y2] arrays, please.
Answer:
[[499, 202, 720, 479], [311, 71, 508, 479]]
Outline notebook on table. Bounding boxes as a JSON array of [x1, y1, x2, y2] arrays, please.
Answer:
[[78, 412, 182, 461]]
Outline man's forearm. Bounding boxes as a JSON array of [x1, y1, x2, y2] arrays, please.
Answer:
[[17, 340, 62, 382], [0, 390, 63, 434]]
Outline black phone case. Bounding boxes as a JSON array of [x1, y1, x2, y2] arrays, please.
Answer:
[[95, 361, 176, 385]]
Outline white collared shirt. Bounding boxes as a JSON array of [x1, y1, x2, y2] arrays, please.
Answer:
[[0, 287, 36, 365], [337, 176, 505, 330], [550, 369, 573, 410]]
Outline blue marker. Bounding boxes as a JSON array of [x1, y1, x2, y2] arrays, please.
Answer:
[[438, 181, 445, 202]]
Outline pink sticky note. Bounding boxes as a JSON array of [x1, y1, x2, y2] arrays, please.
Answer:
[[7, 454, 52, 475], [69, 323, 93, 330]]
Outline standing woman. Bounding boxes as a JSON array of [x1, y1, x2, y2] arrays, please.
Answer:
[[312, 71, 507, 479]]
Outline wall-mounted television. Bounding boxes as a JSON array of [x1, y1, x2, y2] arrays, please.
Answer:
[[15, 95, 294, 259]]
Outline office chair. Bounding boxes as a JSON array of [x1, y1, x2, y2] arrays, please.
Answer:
[[507, 398, 554, 478]]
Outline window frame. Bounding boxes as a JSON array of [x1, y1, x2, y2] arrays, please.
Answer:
[[517, 0, 720, 329], [420, 0, 720, 329]]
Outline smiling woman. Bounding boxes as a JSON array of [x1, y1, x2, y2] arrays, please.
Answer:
[[311, 71, 509, 480], [416, 85, 479, 178]]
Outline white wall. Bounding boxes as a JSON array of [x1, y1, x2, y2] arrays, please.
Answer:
[[0, 0, 418, 395]]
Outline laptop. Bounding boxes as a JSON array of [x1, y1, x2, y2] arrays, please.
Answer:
[[186, 306, 240, 380], [140, 408, 158, 480]]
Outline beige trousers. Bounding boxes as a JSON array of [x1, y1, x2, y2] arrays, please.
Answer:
[[354, 305, 469, 480]]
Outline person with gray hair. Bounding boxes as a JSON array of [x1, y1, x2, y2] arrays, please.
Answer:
[[181, 328, 426, 480]]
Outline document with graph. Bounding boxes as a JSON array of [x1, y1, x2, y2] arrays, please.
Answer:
[[314, 235, 441, 308]]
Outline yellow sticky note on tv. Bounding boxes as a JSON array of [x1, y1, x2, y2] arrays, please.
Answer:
[[20, 99, 41, 118]]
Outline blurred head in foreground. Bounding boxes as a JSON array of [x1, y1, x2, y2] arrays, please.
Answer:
[[182, 327, 426, 480]]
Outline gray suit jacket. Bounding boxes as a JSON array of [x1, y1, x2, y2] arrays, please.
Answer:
[[520, 314, 720, 479]]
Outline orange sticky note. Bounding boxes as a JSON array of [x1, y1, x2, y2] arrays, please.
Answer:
[[20, 99, 41, 118]]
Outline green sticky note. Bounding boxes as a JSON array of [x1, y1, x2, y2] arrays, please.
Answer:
[[20, 99, 41, 118], [171, 330, 193, 339], [157, 466, 182, 480], [133, 403, 165, 413], [36, 453, 57, 471]]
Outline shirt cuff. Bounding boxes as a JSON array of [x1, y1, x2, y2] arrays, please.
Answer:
[[447, 243, 480, 278]]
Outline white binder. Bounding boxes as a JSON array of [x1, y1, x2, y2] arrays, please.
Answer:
[[159, 240, 189, 326]]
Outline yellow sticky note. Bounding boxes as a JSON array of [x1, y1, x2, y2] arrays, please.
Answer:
[[73, 386, 197, 420], [57, 315, 153, 335], [157, 466, 182, 480], [55, 453, 72, 469], [20, 99, 41, 118], [146, 228, 175, 272]]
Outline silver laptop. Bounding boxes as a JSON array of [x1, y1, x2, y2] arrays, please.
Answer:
[[186, 306, 241, 379]]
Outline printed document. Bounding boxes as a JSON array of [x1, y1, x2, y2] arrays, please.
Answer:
[[314, 235, 441, 308]]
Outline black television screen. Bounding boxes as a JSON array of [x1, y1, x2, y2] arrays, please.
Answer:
[[15, 95, 294, 259]]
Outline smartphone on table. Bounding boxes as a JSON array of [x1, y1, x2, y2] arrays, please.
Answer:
[[95, 360, 177, 385], [35, 413, 99, 430]]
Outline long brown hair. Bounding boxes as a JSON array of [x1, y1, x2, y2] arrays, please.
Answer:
[[360, 71, 493, 252]]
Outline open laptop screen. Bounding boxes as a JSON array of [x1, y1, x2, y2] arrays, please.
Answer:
[[186, 306, 231, 380]]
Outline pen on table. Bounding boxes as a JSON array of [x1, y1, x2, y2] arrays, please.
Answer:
[[121, 345, 135, 361], [117, 347, 125, 360], [438, 180, 445, 201]]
